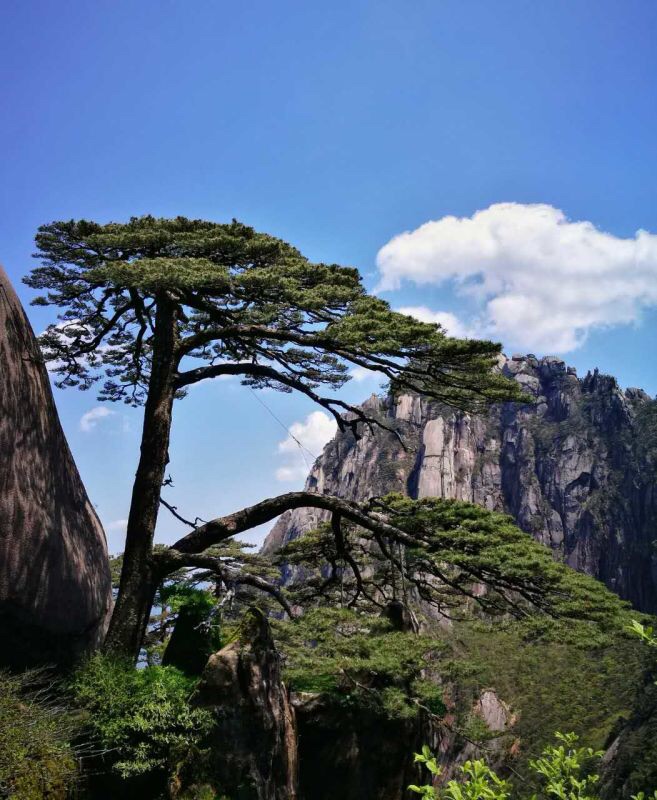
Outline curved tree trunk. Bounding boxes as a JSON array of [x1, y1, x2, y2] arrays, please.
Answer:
[[103, 296, 177, 661]]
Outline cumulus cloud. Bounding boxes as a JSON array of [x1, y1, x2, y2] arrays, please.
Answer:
[[79, 406, 115, 432], [396, 306, 471, 338], [349, 365, 380, 382], [275, 411, 337, 482], [377, 203, 657, 352]]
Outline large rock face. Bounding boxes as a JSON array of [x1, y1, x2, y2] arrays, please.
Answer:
[[292, 695, 433, 800], [189, 609, 298, 800], [264, 354, 657, 612], [292, 688, 514, 800], [184, 609, 513, 800], [0, 265, 112, 667]]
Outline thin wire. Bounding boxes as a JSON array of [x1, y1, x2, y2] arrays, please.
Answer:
[[247, 387, 317, 471]]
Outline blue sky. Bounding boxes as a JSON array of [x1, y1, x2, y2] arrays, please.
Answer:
[[2, 0, 657, 552]]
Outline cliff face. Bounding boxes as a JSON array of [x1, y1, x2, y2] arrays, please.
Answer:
[[0, 265, 112, 667], [264, 354, 657, 613], [183, 609, 298, 800], [292, 687, 513, 800]]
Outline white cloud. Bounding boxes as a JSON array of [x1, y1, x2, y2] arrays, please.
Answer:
[[275, 411, 337, 482], [349, 365, 379, 382], [275, 464, 310, 482], [79, 406, 115, 432], [396, 306, 471, 338], [377, 203, 657, 353], [105, 518, 128, 532]]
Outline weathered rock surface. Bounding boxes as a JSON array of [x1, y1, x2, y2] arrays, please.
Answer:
[[0, 265, 112, 667], [291, 687, 514, 800], [292, 694, 433, 800], [190, 608, 297, 800], [435, 689, 515, 784], [264, 354, 657, 612]]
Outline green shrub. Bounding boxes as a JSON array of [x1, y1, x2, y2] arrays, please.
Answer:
[[71, 654, 212, 778], [0, 670, 78, 799], [410, 731, 657, 800], [629, 620, 657, 653], [410, 732, 603, 800], [274, 607, 446, 719], [410, 744, 510, 799], [446, 623, 643, 764]]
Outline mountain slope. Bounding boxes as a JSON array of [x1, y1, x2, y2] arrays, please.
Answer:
[[264, 354, 657, 612]]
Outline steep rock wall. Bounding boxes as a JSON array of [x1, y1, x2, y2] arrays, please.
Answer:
[[184, 609, 298, 800], [293, 687, 513, 800], [0, 265, 112, 667], [264, 355, 657, 612]]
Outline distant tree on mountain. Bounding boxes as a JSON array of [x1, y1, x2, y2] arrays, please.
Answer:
[[23, 215, 535, 659]]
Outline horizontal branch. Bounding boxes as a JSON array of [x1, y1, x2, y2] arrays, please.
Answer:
[[174, 361, 404, 441], [176, 319, 511, 412], [168, 491, 420, 555]]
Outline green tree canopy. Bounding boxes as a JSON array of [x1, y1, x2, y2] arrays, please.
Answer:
[[277, 495, 633, 644], [26, 216, 517, 421], [25, 215, 524, 659]]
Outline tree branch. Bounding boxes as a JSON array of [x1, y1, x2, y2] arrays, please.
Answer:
[[154, 550, 294, 618], [168, 491, 421, 555], [174, 361, 404, 443]]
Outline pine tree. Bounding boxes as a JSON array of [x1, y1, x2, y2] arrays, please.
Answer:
[[26, 215, 522, 659]]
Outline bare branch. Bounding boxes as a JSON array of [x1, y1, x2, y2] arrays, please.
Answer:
[[168, 491, 420, 555], [160, 497, 206, 530]]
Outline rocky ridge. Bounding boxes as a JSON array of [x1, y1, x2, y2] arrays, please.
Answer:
[[264, 354, 657, 613]]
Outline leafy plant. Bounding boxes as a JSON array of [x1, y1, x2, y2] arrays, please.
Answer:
[[628, 620, 657, 652], [0, 670, 79, 799], [409, 731, 656, 800], [410, 744, 510, 799], [528, 732, 602, 800], [70, 654, 212, 778]]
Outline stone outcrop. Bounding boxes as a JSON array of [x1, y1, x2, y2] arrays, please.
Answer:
[[189, 608, 297, 800], [0, 265, 112, 667], [292, 694, 433, 800], [291, 687, 514, 800], [435, 689, 515, 784], [264, 354, 657, 612], [182, 606, 514, 800]]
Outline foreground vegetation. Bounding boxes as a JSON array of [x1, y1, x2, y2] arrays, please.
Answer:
[[0, 671, 77, 799], [408, 622, 657, 800], [2, 498, 655, 798], [410, 732, 657, 800], [1, 608, 655, 798], [4, 217, 654, 797], [410, 730, 657, 800]]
